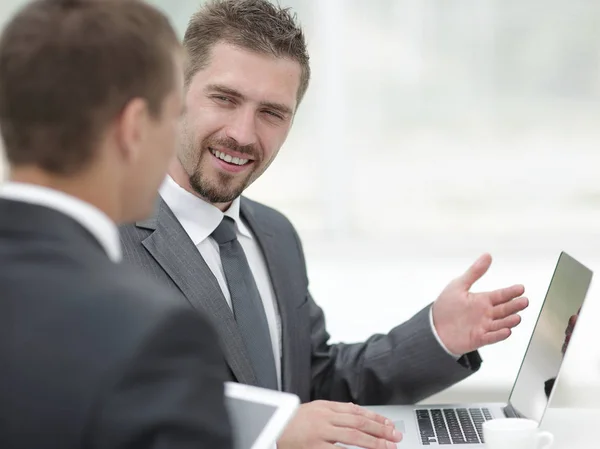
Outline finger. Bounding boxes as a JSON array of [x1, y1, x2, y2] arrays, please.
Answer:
[[325, 426, 398, 449], [562, 335, 571, 353], [459, 253, 492, 289], [492, 296, 529, 319], [489, 314, 521, 332], [481, 328, 511, 346], [485, 284, 526, 306], [567, 314, 578, 332], [329, 402, 391, 427], [330, 413, 401, 443]]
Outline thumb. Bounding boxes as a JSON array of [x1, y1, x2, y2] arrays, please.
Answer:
[[459, 253, 492, 289]]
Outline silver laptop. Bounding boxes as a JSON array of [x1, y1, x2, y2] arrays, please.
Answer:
[[357, 251, 593, 448]]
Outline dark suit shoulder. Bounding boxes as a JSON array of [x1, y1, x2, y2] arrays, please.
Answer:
[[240, 195, 305, 247], [96, 262, 179, 310], [86, 262, 214, 340], [5, 240, 206, 354], [241, 196, 294, 226]]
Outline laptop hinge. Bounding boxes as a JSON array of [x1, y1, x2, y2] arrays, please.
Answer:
[[503, 403, 525, 418]]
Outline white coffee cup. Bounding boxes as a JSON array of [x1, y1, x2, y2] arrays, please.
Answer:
[[483, 418, 553, 449]]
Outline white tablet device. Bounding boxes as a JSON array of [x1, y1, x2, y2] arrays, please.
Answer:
[[224, 382, 300, 449]]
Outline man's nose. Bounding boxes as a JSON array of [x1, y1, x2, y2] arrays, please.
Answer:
[[224, 108, 258, 147]]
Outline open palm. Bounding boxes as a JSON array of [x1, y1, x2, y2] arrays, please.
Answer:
[[432, 253, 529, 356]]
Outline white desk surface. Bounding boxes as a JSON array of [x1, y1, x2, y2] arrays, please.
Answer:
[[364, 406, 600, 448], [539, 408, 600, 449]]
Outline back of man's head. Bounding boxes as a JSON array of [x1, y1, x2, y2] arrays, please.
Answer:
[[0, 0, 183, 222]]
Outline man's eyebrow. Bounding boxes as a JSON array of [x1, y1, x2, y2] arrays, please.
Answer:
[[205, 83, 293, 116], [205, 84, 244, 99], [260, 101, 293, 116]]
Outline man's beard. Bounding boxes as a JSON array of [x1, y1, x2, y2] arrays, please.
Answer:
[[189, 163, 250, 204], [186, 137, 257, 204]]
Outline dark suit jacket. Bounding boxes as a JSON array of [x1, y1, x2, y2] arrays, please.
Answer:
[[120, 195, 482, 405], [0, 199, 232, 449]]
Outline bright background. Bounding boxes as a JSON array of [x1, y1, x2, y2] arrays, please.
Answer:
[[2, 0, 599, 408]]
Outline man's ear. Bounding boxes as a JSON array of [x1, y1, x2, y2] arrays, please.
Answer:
[[114, 98, 150, 164]]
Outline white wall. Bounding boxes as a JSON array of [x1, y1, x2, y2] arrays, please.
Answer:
[[1, 0, 599, 407]]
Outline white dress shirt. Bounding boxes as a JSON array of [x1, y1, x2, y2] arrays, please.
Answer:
[[159, 175, 283, 389], [0, 181, 121, 263]]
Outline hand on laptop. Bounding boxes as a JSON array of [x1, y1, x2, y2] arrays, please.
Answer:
[[431, 253, 529, 356], [277, 400, 402, 449]]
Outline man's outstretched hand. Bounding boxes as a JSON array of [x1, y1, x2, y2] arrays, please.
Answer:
[[432, 253, 529, 356]]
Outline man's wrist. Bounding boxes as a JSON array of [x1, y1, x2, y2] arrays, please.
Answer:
[[429, 306, 462, 359]]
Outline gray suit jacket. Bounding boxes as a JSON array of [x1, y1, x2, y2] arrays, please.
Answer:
[[120, 195, 482, 405]]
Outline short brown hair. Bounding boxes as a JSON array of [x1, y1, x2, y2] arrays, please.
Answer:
[[183, 0, 310, 104], [0, 0, 181, 175]]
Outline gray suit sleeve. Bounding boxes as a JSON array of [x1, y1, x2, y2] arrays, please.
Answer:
[[86, 305, 233, 449], [309, 295, 481, 405], [289, 230, 482, 406]]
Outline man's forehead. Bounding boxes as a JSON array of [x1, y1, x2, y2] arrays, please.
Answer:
[[189, 42, 300, 108]]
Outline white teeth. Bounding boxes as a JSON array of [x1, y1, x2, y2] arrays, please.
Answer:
[[211, 149, 249, 166]]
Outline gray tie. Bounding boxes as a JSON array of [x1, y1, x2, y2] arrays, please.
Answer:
[[211, 217, 278, 390]]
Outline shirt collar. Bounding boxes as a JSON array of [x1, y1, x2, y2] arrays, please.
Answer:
[[0, 181, 122, 262], [159, 175, 252, 246]]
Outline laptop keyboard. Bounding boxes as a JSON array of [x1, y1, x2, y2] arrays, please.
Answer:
[[415, 407, 493, 445]]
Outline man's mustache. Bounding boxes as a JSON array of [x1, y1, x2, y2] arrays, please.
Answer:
[[206, 138, 257, 158]]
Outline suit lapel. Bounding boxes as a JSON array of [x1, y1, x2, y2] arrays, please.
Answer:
[[240, 199, 299, 393], [136, 197, 258, 386]]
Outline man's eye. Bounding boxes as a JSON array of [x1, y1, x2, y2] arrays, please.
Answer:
[[213, 95, 232, 103], [264, 110, 283, 120]]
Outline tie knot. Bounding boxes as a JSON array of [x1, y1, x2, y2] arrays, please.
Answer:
[[211, 216, 237, 244]]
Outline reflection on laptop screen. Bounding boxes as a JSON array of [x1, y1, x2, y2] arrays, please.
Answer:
[[226, 395, 278, 449], [508, 252, 592, 422]]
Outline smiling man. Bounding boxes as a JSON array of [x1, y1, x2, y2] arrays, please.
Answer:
[[120, 1, 529, 448]]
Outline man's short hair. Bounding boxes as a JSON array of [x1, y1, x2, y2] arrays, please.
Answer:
[[183, 0, 310, 103], [0, 0, 181, 175]]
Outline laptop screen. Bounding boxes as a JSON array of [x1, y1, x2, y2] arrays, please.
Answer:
[[507, 252, 592, 422]]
